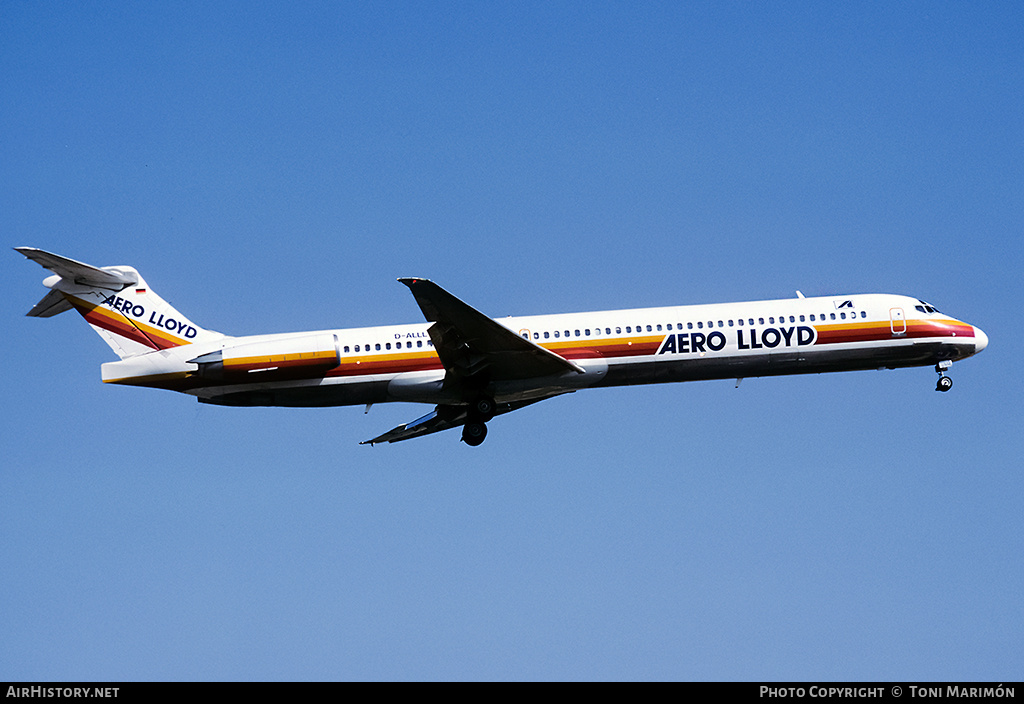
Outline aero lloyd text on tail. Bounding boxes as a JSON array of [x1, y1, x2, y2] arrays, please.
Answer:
[[19, 247, 223, 359], [18, 247, 988, 446]]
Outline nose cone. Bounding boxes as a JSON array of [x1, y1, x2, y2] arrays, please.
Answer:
[[973, 326, 989, 353]]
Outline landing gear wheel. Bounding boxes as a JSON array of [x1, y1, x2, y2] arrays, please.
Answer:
[[936, 376, 953, 392], [473, 396, 496, 421], [462, 421, 488, 446]]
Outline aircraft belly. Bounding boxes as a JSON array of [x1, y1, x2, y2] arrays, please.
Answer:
[[385, 370, 458, 404], [597, 340, 966, 388], [197, 378, 391, 407]]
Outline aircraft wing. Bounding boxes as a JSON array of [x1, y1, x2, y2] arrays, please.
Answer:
[[398, 278, 584, 381], [360, 404, 466, 445], [361, 397, 562, 445]]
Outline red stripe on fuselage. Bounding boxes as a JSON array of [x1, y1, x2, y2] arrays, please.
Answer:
[[814, 319, 974, 346]]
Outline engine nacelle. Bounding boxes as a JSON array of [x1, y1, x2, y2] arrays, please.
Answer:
[[190, 334, 340, 381]]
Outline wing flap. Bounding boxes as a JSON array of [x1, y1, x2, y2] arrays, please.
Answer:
[[360, 405, 467, 445], [361, 396, 564, 445]]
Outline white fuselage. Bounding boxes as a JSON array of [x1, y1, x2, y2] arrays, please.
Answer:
[[101, 292, 987, 408]]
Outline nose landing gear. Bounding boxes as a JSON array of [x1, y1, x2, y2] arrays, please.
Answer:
[[935, 360, 953, 392]]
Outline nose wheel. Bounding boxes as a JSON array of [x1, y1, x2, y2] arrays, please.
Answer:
[[935, 361, 953, 392]]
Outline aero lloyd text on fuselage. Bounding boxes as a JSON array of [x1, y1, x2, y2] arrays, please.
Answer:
[[658, 325, 817, 355]]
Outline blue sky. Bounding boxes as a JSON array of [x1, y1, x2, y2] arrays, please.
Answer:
[[2, 2, 1021, 681]]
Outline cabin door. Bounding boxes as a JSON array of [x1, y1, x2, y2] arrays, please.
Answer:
[[889, 308, 906, 335]]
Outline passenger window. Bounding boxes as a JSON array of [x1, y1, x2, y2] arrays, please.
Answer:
[[840, 312, 847, 319], [687, 322, 693, 329], [615, 327, 621, 334], [769, 317, 775, 324], [417, 340, 423, 347], [533, 332, 539, 340], [375, 343, 381, 351], [799, 315, 805, 322], [830, 313, 836, 320], [758, 318, 764, 325], [728, 320, 734, 327], [626, 326, 631, 333], [697, 322, 703, 329], [344, 346, 351, 353], [861, 311, 867, 318], [386, 343, 391, 350], [605, 328, 611, 335], [544, 331, 550, 339], [554, 331, 560, 338]]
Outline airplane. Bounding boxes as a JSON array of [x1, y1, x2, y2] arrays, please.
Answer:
[[17, 247, 988, 446]]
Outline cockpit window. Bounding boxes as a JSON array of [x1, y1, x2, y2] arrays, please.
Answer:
[[916, 300, 941, 314]]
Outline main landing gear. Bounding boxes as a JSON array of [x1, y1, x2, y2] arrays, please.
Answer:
[[461, 395, 496, 446], [461, 421, 488, 446], [935, 360, 953, 392]]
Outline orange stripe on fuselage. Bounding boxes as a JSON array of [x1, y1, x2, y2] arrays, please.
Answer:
[[223, 349, 339, 373], [207, 317, 979, 384], [814, 318, 974, 346], [325, 335, 664, 379], [547, 334, 663, 359]]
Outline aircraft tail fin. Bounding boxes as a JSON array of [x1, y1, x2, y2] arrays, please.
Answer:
[[17, 247, 224, 359]]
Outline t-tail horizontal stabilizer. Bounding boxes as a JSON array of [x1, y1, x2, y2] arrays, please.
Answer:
[[16, 247, 138, 317]]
